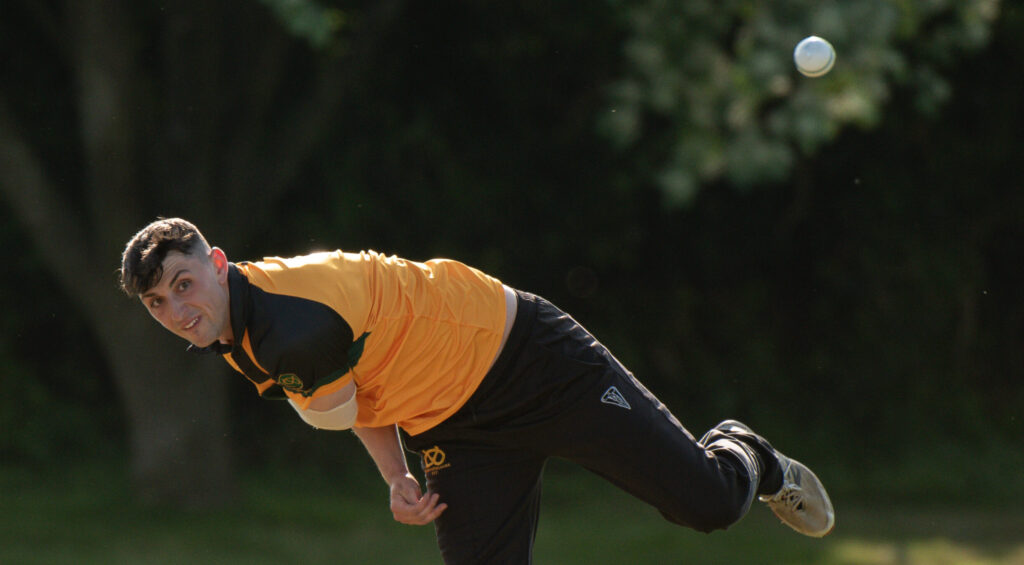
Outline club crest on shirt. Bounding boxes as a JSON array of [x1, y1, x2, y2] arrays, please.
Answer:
[[277, 373, 305, 391]]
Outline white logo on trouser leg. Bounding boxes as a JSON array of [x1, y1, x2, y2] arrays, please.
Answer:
[[601, 386, 631, 410]]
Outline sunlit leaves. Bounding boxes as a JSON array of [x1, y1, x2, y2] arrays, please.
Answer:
[[257, 0, 347, 49], [603, 0, 1002, 203]]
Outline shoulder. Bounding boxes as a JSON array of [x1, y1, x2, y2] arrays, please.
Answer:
[[242, 279, 357, 389]]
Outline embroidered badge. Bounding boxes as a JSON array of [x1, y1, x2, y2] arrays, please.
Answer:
[[277, 373, 305, 391]]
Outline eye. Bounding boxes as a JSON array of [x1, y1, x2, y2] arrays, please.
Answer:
[[149, 297, 162, 309], [176, 279, 191, 293]]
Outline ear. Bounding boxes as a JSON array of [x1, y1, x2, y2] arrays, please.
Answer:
[[209, 247, 229, 282]]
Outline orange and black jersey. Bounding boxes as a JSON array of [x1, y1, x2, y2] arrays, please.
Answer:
[[193, 250, 508, 435]]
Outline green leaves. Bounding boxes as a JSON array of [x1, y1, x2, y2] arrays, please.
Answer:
[[257, 0, 348, 49], [603, 0, 1002, 204]]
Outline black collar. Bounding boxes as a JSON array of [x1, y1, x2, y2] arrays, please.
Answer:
[[186, 341, 233, 355]]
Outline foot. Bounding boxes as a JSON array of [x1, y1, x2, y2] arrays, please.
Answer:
[[759, 453, 835, 537]]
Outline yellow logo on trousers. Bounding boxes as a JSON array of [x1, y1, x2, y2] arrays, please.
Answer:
[[423, 445, 451, 475]]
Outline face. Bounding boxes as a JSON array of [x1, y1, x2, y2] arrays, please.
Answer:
[[140, 248, 233, 347]]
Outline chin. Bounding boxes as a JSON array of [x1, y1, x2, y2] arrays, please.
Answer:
[[187, 335, 217, 348]]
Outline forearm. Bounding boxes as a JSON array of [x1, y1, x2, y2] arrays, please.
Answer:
[[354, 424, 446, 524], [353, 424, 411, 482]]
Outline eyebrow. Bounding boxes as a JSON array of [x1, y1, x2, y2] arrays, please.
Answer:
[[141, 268, 189, 298]]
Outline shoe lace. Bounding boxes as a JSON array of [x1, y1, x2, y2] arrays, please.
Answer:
[[767, 484, 805, 513], [763, 460, 806, 512]]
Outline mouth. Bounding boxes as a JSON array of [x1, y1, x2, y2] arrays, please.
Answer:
[[183, 316, 200, 331]]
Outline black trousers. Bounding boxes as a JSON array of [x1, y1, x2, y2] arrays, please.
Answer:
[[403, 291, 782, 565]]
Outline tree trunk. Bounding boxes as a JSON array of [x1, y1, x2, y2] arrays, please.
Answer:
[[3, 0, 398, 507], [97, 300, 236, 506], [71, 0, 236, 507], [0, 0, 238, 507], [0, 91, 237, 505]]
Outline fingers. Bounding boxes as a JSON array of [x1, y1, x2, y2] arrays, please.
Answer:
[[388, 474, 448, 525], [390, 488, 447, 525]]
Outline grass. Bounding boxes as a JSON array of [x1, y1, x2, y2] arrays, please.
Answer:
[[2, 459, 1023, 565]]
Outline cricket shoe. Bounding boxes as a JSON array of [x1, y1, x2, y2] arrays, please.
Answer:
[[759, 452, 835, 537], [712, 420, 835, 537]]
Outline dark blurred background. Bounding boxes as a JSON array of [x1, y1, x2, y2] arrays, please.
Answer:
[[1, 0, 1021, 510]]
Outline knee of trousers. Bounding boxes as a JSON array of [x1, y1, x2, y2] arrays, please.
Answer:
[[657, 451, 759, 533], [659, 491, 751, 533]]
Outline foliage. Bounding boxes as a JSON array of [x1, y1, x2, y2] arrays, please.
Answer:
[[601, 0, 1002, 204], [0, 210, 122, 464], [256, 0, 349, 49], [223, 1, 1024, 486], [0, 0, 1021, 510]]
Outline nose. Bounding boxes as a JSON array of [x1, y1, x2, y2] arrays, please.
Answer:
[[170, 298, 188, 323]]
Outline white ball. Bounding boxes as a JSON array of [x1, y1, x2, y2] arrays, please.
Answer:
[[793, 36, 835, 77]]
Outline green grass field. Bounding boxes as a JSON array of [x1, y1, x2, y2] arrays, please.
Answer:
[[2, 460, 1023, 565]]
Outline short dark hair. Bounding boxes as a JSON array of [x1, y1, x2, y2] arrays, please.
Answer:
[[120, 218, 210, 296]]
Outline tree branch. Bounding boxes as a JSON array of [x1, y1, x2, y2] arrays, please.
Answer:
[[0, 95, 99, 301], [68, 0, 148, 255], [15, 0, 64, 59], [234, 17, 293, 141], [222, 0, 406, 237]]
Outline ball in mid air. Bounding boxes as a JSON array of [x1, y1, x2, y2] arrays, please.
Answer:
[[793, 36, 835, 77]]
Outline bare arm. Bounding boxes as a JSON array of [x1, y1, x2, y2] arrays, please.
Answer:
[[352, 425, 447, 525]]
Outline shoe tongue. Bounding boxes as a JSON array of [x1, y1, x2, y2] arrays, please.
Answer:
[[759, 464, 785, 497]]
